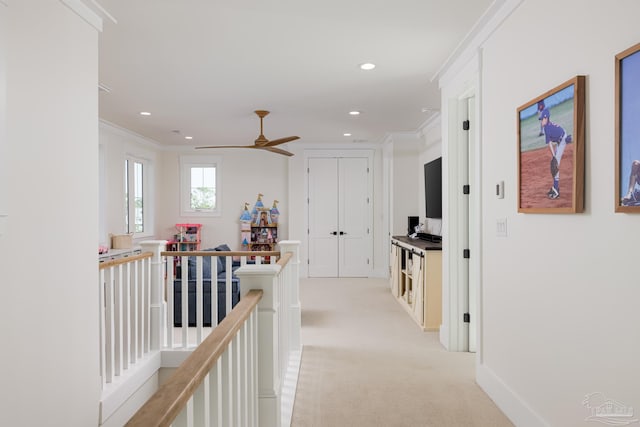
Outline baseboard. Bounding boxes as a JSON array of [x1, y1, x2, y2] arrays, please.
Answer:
[[100, 352, 162, 424], [281, 347, 303, 427], [476, 363, 550, 427]]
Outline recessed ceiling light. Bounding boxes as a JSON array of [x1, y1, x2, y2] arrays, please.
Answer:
[[343, 133, 352, 137], [184, 136, 193, 140], [140, 111, 151, 116], [359, 63, 376, 71], [349, 111, 360, 116]]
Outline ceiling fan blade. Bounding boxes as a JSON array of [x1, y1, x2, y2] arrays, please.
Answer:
[[195, 145, 253, 149], [263, 146, 294, 157], [263, 136, 300, 147]]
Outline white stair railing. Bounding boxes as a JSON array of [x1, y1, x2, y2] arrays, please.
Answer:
[[98, 251, 153, 387], [98, 240, 302, 427]]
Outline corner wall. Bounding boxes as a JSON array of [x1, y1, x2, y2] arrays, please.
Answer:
[[0, 2, 100, 425], [479, 1, 640, 425]]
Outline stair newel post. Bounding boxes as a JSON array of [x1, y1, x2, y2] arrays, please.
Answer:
[[278, 240, 301, 353], [140, 240, 167, 351], [234, 264, 282, 427]]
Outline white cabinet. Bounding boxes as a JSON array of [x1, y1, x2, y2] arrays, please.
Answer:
[[390, 236, 442, 331]]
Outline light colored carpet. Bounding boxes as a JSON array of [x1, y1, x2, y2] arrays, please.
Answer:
[[290, 277, 513, 427]]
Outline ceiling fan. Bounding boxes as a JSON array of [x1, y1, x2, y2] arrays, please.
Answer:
[[196, 110, 300, 156]]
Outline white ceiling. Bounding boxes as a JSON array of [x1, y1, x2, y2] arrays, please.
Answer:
[[97, 0, 495, 149]]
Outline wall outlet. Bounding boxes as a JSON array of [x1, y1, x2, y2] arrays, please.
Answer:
[[496, 218, 507, 237]]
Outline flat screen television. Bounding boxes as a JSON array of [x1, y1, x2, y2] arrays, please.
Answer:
[[424, 157, 442, 219]]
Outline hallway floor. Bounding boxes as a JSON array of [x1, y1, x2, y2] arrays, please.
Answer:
[[290, 277, 513, 427]]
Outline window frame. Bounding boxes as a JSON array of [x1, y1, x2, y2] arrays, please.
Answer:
[[125, 155, 153, 238], [180, 155, 222, 217]]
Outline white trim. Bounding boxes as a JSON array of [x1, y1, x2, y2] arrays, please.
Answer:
[[476, 363, 551, 427], [99, 351, 162, 423], [280, 349, 302, 427], [87, 0, 117, 24], [436, 0, 524, 355], [59, 0, 104, 31], [125, 155, 154, 238], [100, 119, 164, 151], [179, 154, 222, 217]]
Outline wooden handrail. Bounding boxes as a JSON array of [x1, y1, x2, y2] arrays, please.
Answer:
[[160, 250, 279, 258], [125, 289, 264, 427], [277, 251, 292, 267], [99, 251, 153, 270]]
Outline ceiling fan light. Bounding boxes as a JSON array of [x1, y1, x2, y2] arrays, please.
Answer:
[[349, 111, 360, 116], [184, 136, 193, 140], [343, 133, 352, 136], [140, 111, 151, 116], [359, 63, 376, 70]]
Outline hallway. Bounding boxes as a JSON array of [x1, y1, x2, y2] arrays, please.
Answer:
[[290, 278, 513, 427]]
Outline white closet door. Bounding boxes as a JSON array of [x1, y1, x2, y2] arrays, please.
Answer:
[[338, 157, 370, 277], [308, 156, 371, 277], [308, 158, 339, 277]]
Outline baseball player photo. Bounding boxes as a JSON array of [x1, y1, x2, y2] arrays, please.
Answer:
[[517, 76, 585, 213], [616, 43, 640, 211]]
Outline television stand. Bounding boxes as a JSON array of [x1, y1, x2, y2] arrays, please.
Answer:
[[390, 236, 442, 331]]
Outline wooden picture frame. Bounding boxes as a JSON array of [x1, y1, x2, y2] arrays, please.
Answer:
[[615, 43, 640, 212], [517, 76, 585, 213]]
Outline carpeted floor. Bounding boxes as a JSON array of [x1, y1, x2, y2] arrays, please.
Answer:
[[290, 277, 513, 427]]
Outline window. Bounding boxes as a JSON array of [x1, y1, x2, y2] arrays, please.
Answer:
[[125, 157, 149, 234], [180, 155, 221, 216]]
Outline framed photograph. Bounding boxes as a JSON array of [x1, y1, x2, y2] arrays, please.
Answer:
[[615, 43, 640, 212], [517, 76, 585, 213]]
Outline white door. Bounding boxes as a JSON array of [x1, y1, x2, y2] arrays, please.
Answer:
[[308, 158, 339, 276], [308, 156, 371, 277]]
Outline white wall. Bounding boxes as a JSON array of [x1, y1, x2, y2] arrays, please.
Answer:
[[0, 2, 100, 425], [99, 121, 159, 245], [418, 114, 443, 228], [156, 149, 289, 249], [391, 133, 421, 235], [99, 123, 289, 250], [478, 1, 640, 425]]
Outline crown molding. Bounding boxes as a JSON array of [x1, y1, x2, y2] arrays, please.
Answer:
[[431, 0, 524, 87], [99, 119, 164, 151], [418, 111, 442, 134], [59, 0, 116, 32]]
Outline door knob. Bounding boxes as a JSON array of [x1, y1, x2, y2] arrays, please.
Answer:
[[339, 231, 347, 235], [330, 231, 338, 235]]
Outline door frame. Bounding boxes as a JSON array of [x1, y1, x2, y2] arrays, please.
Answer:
[[304, 149, 374, 277], [441, 63, 482, 354]]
